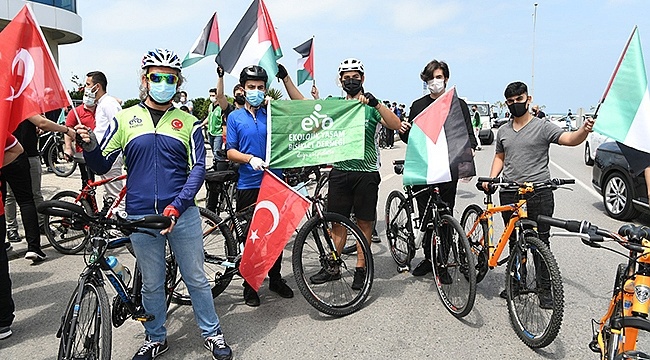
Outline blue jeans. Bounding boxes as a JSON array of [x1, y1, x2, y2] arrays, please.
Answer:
[[129, 206, 221, 342], [209, 134, 225, 161]]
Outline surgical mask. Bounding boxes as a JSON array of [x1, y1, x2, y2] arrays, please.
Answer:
[[427, 78, 445, 94], [234, 94, 246, 106], [342, 78, 363, 96], [180, 96, 187, 102], [508, 101, 529, 118], [209, 95, 216, 103], [245, 89, 265, 107], [82, 86, 97, 107], [148, 81, 176, 104]]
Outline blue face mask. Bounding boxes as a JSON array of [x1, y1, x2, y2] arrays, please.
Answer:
[[245, 89, 265, 107], [148, 81, 176, 104]]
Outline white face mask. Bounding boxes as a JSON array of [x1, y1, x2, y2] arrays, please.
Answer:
[[180, 96, 187, 102], [209, 95, 216, 103], [427, 78, 445, 95]]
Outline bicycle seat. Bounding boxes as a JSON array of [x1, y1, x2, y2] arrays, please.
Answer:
[[205, 170, 238, 184]]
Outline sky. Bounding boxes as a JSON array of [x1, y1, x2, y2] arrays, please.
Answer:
[[56, 0, 650, 115]]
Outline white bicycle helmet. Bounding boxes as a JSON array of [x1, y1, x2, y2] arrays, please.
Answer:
[[338, 58, 364, 75], [141, 49, 182, 70]]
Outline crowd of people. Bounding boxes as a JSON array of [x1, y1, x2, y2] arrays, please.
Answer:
[[0, 46, 599, 360]]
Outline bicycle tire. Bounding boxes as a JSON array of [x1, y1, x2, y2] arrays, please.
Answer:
[[44, 191, 93, 254], [171, 208, 238, 305], [165, 252, 179, 308], [58, 282, 111, 360], [292, 212, 373, 317], [460, 204, 489, 283], [385, 190, 413, 268], [506, 236, 564, 348], [48, 139, 77, 177], [431, 214, 477, 318]]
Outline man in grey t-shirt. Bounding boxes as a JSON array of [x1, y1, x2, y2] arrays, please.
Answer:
[[484, 81, 595, 304]]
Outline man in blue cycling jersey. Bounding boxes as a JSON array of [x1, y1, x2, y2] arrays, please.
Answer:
[[77, 48, 232, 360]]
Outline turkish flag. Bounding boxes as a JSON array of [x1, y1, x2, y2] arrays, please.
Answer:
[[240, 170, 312, 291], [0, 5, 72, 159]]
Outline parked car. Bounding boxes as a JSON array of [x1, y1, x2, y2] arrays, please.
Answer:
[[584, 132, 611, 166], [492, 116, 510, 128], [592, 142, 649, 220]]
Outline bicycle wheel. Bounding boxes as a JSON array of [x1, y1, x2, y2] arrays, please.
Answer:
[[460, 204, 489, 283], [431, 214, 477, 318], [58, 282, 111, 360], [48, 140, 76, 177], [44, 191, 93, 254], [292, 212, 373, 316], [506, 236, 564, 348], [165, 252, 179, 308], [385, 190, 413, 269], [172, 208, 238, 305]]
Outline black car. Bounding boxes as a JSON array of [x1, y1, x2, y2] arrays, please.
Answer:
[[592, 142, 649, 220]]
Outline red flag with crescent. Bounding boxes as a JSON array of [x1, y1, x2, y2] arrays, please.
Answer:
[[240, 170, 311, 291], [0, 5, 72, 160]]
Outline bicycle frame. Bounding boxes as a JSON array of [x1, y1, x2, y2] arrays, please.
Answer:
[[76, 174, 127, 217]]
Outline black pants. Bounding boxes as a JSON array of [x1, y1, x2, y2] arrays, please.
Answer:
[[0, 179, 15, 327], [413, 180, 458, 260], [1, 154, 41, 252], [499, 189, 554, 245], [236, 188, 283, 287], [385, 128, 395, 147]]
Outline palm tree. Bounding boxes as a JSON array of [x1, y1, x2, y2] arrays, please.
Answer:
[[267, 88, 284, 100]]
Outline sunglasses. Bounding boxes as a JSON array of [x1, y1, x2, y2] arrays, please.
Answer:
[[146, 73, 179, 85]]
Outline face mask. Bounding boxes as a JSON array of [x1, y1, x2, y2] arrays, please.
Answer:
[[82, 85, 97, 107], [342, 78, 363, 96], [427, 78, 445, 94], [180, 96, 187, 102], [234, 94, 246, 106], [148, 81, 176, 104], [245, 89, 265, 107], [209, 96, 216, 103], [508, 101, 529, 118]]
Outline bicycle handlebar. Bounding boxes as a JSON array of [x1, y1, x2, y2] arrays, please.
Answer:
[[476, 177, 575, 187], [37, 200, 172, 230]]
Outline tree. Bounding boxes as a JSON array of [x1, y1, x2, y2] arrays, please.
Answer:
[[122, 98, 140, 108], [267, 88, 283, 100], [192, 97, 210, 120], [69, 73, 84, 100]]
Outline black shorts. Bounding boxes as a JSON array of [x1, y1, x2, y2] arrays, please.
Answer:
[[327, 169, 380, 221]]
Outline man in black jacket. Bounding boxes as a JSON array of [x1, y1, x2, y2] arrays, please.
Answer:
[[398, 59, 478, 277]]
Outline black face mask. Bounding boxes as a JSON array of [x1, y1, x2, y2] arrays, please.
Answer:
[[508, 102, 529, 118], [234, 94, 245, 106], [342, 78, 363, 96]]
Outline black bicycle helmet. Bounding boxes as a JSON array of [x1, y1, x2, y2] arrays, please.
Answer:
[[239, 65, 268, 85]]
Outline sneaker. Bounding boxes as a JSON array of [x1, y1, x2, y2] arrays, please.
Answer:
[[436, 267, 453, 285], [243, 285, 260, 307], [204, 333, 233, 360], [351, 267, 366, 290], [7, 230, 20, 243], [412, 259, 433, 276], [538, 292, 554, 310], [132, 339, 168, 360], [371, 229, 381, 243], [25, 249, 47, 262], [269, 278, 294, 298], [0, 326, 12, 340], [309, 267, 341, 284]]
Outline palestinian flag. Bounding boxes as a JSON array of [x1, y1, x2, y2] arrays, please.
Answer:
[[181, 12, 220, 68], [293, 38, 314, 86], [593, 26, 650, 154], [216, 0, 282, 87], [403, 87, 476, 185]]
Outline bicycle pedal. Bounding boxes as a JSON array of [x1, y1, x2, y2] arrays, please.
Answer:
[[588, 337, 600, 353], [132, 313, 155, 322], [397, 264, 410, 273]]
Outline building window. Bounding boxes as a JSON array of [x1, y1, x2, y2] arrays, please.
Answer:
[[29, 0, 77, 14]]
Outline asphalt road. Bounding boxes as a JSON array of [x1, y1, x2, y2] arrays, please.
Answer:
[[1, 135, 648, 359]]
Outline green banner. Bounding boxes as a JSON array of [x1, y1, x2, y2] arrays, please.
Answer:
[[267, 99, 366, 168]]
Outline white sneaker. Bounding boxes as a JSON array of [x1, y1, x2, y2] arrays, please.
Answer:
[[25, 250, 46, 262]]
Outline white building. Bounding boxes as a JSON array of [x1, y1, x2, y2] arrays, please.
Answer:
[[0, 0, 82, 64]]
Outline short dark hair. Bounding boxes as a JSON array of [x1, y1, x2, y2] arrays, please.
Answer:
[[420, 60, 449, 82], [209, 88, 216, 93], [504, 81, 528, 98], [233, 84, 243, 94], [180, 90, 187, 96], [86, 71, 107, 91]]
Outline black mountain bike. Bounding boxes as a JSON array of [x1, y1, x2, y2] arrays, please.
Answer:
[[37, 200, 177, 360]]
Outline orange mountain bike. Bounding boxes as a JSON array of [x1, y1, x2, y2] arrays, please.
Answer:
[[539, 215, 650, 359], [460, 177, 574, 348]]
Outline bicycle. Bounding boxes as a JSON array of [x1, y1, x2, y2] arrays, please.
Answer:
[[385, 159, 476, 318], [37, 200, 178, 360], [460, 177, 573, 348], [43, 174, 127, 254], [39, 130, 76, 177], [204, 158, 238, 216], [538, 215, 650, 359]]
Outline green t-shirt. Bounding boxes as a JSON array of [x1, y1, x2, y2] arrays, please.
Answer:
[[327, 96, 382, 172], [472, 111, 481, 128], [207, 103, 223, 136]]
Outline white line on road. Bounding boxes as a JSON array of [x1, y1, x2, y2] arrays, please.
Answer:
[[550, 159, 601, 199]]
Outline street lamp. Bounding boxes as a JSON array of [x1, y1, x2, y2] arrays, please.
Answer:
[[531, 3, 538, 98]]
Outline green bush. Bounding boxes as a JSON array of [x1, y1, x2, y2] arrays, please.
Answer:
[[122, 98, 140, 109]]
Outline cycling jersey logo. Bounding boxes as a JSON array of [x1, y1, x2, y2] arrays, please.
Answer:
[[129, 116, 143, 127], [636, 285, 650, 303], [171, 119, 183, 130]]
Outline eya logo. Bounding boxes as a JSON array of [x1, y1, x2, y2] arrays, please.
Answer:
[[301, 104, 333, 132], [129, 116, 143, 126]]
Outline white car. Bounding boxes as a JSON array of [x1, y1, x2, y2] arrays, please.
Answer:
[[584, 131, 612, 166]]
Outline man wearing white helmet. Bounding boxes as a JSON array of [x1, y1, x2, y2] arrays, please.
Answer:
[[77, 48, 232, 360], [309, 58, 401, 289]]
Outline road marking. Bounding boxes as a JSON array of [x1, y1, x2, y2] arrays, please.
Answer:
[[383, 173, 397, 183], [549, 160, 601, 200]]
